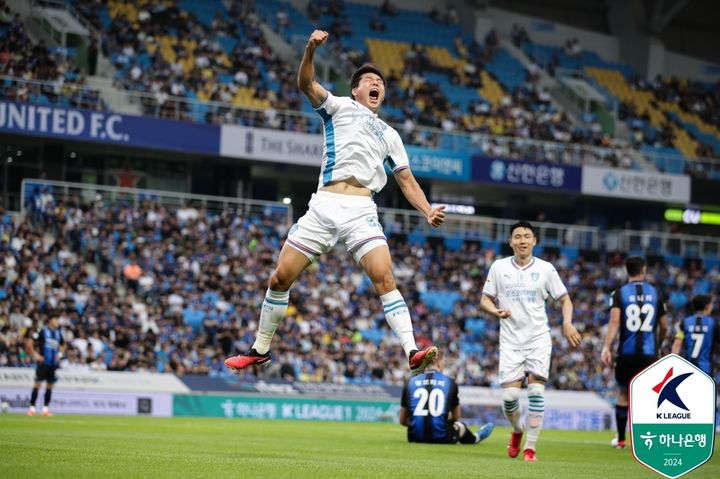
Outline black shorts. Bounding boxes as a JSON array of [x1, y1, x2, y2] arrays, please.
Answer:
[[615, 355, 656, 388], [35, 364, 58, 384], [408, 421, 469, 444]]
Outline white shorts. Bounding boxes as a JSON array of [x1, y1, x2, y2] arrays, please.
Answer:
[[499, 343, 552, 385], [286, 190, 387, 263]]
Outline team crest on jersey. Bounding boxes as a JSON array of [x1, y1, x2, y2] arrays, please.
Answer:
[[531, 272, 540, 282]]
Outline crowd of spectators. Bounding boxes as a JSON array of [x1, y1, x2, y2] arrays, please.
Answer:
[[1, 191, 718, 399], [514, 20, 720, 162], [71, 0, 300, 125], [0, 1, 103, 110], [623, 74, 720, 159]]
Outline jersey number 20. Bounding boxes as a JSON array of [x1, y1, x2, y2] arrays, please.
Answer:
[[413, 389, 445, 417], [625, 304, 655, 332]]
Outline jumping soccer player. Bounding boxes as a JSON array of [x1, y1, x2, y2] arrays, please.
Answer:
[[601, 256, 668, 449], [225, 30, 445, 375], [481, 221, 582, 462]]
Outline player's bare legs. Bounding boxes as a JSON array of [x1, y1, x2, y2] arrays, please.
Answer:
[[225, 243, 311, 370], [359, 245, 436, 374]]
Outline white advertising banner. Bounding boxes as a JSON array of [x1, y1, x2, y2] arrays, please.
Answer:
[[459, 386, 612, 410], [0, 367, 189, 393], [459, 386, 611, 431], [220, 125, 323, 166], [0, 387, 173, 416], [581, 166, 691, 203]]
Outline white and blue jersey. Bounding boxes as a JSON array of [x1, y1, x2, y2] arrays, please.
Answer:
[[314, 92, 409, 193], [482, 256, 568, 349]]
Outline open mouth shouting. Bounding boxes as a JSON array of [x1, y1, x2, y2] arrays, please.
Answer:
[[368, 88, 380, 105]]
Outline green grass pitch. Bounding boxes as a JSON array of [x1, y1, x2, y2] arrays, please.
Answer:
[[0, 414, 717, 478]]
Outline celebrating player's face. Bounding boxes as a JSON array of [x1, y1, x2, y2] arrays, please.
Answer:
[[509, 227, 537, 258], [352, 73, 385, 112]]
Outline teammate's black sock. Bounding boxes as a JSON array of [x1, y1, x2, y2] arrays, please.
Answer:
[[460, 427, 477, 444], [44, 389, 53, 407], [616, 405, 629, 442], [30, 387, 39, 407]]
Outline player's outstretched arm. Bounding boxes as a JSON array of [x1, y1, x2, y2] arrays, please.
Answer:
[[394, 169, 445, 227], [559, 295, 581, 347], [297, 30, 329, 107]]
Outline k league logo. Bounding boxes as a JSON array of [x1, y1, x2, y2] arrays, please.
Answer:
[[653, 367, 692, 414], [629, 354, 716, 478]]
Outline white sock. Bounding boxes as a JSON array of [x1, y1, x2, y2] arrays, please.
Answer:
[[251, 289, 289, 354], [524, 383, 545, 451], [502, 387, 523, 433], [380, 290, 417, 357]]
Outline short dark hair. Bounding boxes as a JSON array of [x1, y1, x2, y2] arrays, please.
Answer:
[[509, 220, 536, 238], [625, 256, 646, 277], [691, 295, 711, 313], [350, 63, 384, 98]]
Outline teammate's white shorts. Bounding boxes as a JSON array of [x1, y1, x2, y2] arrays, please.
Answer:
[[499, 342, 552, 385], [286, 190, 387, 263]]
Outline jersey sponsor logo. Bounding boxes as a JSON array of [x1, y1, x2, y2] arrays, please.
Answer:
[[351, 110, 387, 141]]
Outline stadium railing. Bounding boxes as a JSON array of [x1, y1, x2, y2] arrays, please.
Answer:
[[20, 178, 600, 250], [378, 206, 601, 250], [16, 178, 720, 261], [19, 178, 294, 226], [614, 229, 720, 260]]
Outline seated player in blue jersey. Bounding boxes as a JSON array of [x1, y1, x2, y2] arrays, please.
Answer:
[[601, 256, 668, 448], [400, 351, 494, 444], [671, 295, 718, 377], [24, 311, 65, 417]]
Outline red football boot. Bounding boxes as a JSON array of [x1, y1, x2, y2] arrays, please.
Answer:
[[408, 346, 438, 376], [508, 430, 524, 458], [523, 448, 537, 462], [224, 349, 271, 371]]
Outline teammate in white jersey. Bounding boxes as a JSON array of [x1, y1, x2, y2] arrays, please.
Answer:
[[225, 30, 445, 375], [481, 221, 581, 462]]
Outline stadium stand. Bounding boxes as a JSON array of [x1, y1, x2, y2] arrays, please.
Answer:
[[1, 185, 718, 397], [519, 31, 720, 173], [48, 0, 634, 168], [0, 2, 104, 110]]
